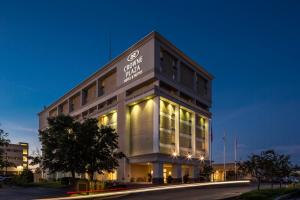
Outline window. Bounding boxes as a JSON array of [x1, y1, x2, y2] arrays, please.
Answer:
[[160, 49, 178, 81], [22, 149, 28, 155], [196, 74, 208, 96], [98, 79, 105, 97]]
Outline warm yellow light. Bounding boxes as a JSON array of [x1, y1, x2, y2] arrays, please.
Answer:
[[187, 154, 192, 159], [172, 152, 177, 158], [200, 155, 205, 161], [17, 165, 23, 172]]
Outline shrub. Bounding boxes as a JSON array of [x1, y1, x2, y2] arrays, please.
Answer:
[[59, 177, 72, 185], [19, 169, 34, 183], [183, 174, 189, 183], [167, 175, 173, 184]]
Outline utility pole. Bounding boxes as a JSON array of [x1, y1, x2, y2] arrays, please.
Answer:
[[223, 131, 226, 181]]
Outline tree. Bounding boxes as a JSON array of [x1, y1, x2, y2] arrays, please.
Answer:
[[28, 149, 43, 174], [239, 154, 264, 190], [261, 150, 277, 188], [239, 149, 293, 190], [0, 127, 10, 171], [274, 154, 292, 188], [77, 119, 125, 181], [200, 162, 214, 181], [39, 115, 82, 183]]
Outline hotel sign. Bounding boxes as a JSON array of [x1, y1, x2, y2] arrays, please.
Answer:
[[123, 49, 143, 83]]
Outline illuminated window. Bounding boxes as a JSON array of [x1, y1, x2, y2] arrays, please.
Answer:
[[23, 149, 28, 155]]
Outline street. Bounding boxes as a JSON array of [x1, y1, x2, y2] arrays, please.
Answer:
[[99, 184, 256, 200]]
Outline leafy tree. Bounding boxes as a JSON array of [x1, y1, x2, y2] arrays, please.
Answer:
[[261, 150, 278, 188], [239, 154, 264, 190], [39, 115, 82, 183], [274, 153, 292, 188], [200, 162, 214, 181], [239, 150, 293, 190], [77, 119, 125, 181], [0, 127, 10, 171], [28, 149, 43, 174]]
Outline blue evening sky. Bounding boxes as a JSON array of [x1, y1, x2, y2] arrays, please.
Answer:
[[1, 0, 300, 163]]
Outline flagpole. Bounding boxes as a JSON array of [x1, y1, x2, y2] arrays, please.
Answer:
[[223, 131, 226, 181], [234, 136, 237, 180], [210, 119, 212, 166]]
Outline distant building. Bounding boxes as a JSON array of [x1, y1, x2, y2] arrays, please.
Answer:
[[39, 32, 213, 184], [212, 163, 251, 181], [0, 142, 29, 175]]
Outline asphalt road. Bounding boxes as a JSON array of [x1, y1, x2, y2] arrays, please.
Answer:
[[95, 184, 257, 200], [0, 185, 68, 200], [0, 183, 274, 200]]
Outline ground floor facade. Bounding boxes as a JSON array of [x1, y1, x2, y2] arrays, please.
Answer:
[[46, 93, 211, 184]]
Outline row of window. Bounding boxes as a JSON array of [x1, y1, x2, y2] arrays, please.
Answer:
[[159, 48, 209, 97], [159, 99, 207, 153]]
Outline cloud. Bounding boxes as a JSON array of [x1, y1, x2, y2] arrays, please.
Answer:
[[269, 145, 300, 156], [0, 120, 37, 134]]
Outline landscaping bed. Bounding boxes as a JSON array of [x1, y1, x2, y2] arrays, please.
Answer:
[[233, 188, 300, 200]]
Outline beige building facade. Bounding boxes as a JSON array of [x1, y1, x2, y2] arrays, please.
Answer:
[[0, 142, 29, 175], [39, 32, 213, 184]]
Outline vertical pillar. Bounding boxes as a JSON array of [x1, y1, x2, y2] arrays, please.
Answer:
[[207, 118, 212, 161], [190, 164, 200, 182], [152, 162, 163, 184], [95, 79, 99, 97], [116, 93, 130, 182], [175, 104, 180, 155], [191, 112, 196, 157], [153, 96, 160, 153], [172, 164, 182, 183]]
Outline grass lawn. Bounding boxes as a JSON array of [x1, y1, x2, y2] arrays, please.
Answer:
[[236, 188, 300, 200]]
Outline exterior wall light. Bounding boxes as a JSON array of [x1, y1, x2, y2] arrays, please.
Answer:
[[172, 152, 177, 158], [200, 155, 205, 161], [187, 154, 192, 160]]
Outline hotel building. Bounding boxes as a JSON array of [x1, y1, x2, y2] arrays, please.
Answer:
[[38, 32, 213, 184], [0, 142, 29, 175]]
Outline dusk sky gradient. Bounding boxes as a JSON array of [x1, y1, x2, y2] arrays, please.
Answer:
[[1, 0, 300, 163]]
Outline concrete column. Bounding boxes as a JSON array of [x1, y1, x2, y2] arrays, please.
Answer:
[[152, 162, 163, 184], [96, 79, 99, 97], [172, 164, 182, 183], [207, 118, 212, 161], [116, 93, 130, 182], [191, 112, 196, 157], [153, 96, 160, 153], [190, 164, 200, 182], [175, 104, 180, 155]]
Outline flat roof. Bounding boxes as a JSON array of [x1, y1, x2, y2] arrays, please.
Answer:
[[39, 31, 214, 115]]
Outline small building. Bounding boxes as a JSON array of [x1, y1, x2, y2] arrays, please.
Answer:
[[39, 31, 213, 184], [212, 163, 251, 182], [0, 142, 29, 175]]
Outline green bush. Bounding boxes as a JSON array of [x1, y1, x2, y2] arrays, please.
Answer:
[[183, 174, 189, 183], [167, 175, 173, 183], [12, 169, 34, 185], [20, 169, 34, 183]]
